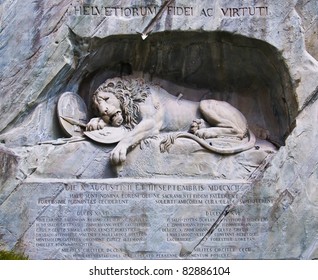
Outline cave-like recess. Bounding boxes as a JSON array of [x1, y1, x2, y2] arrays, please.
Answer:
[[78, 31, 297, 146]]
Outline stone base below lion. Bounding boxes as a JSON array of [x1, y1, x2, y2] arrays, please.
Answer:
[[7, 134, 276, 180], [116, 134, 276, 180]]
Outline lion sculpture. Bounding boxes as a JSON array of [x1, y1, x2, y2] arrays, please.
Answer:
[[86, 77, 255, 165]]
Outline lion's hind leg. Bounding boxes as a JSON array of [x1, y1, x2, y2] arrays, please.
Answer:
[[197, 100, 247, 139]]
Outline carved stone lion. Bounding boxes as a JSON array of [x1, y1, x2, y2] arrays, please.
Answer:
[[86, 77, 255, 165]]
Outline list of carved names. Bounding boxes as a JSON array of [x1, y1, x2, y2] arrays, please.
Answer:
[[33, 182, 272, 259]]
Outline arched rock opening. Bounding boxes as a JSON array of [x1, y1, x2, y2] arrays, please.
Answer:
[[78, 31, 297, 146]]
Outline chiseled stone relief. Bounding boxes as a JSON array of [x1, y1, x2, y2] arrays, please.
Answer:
[[0, 0, 317, 260], [56, 77, 272, 179]]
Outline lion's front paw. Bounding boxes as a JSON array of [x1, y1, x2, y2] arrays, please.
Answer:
[[86, 118, 107, 131], [110, 144, 128, 165]]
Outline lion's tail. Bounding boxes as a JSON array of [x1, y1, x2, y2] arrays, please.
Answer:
[[160, 130, 256, 154]]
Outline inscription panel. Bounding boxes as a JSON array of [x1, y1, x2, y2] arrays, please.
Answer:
[[22, 180, 272, 259], [69, 3, 269, 18]]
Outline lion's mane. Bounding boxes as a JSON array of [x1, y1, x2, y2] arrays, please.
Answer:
[[93, 77, 150, 129]]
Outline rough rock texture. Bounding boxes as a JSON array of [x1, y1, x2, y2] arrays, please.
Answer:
[[0, 0, 318, 259], [117, 136, 276, 179]]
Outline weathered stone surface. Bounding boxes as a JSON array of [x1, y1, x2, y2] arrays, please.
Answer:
[[117, 136, 276, 179], [0, 145, 20, 197], [296, 0, 318, 60], [0, 0, 317, 259]]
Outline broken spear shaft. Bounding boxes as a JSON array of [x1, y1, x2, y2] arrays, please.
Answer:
[[139, 0, 173, 40]]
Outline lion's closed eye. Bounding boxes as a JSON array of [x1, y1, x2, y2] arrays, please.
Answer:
[[98, 96, 109, 102]]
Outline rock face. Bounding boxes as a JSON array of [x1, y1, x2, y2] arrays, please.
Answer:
[[0, 0, 317, 259]]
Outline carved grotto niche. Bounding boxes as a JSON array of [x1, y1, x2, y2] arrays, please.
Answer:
[[77, 31, 297, 146], [62, 31, 297, 179]]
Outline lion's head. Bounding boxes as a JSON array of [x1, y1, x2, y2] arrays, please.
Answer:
[[92, 77, 151, 129]]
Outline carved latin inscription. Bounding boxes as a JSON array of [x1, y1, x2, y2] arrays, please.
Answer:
[[70, 4, 269, 18], [19, 180, 274, 259]]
